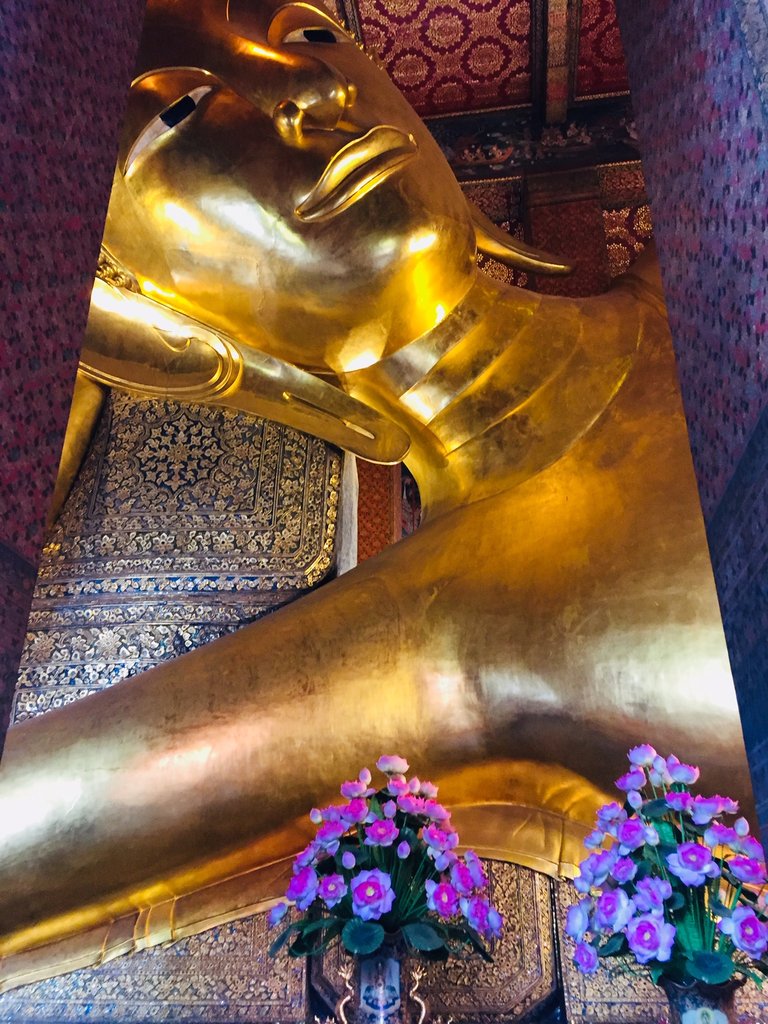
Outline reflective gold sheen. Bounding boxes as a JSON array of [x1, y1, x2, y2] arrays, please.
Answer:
[[0, 0, 749, 990]]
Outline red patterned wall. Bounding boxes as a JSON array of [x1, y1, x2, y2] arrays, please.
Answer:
[[575, 0, 629, 98], [351, 0, 532, 115]]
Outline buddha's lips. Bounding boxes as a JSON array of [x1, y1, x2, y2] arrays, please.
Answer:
[[295, 125, 417, 223]]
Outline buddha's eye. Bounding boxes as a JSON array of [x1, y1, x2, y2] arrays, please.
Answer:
[[283, 25, 347, 44], [125, 85, 214, 174]]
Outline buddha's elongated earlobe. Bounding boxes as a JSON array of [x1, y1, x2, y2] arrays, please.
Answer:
[[468, 200, 573, 276]]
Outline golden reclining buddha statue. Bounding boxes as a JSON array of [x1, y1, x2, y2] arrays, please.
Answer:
[[0, 0, 750, 989]]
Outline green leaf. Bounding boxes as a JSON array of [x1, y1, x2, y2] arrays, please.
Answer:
[[641, 798, 670, 819], [667, 892, 686, 911], [402, 922, 445, 952], [687, 951, 736, 986], [599, 932, 627, 957], [341, 918, 385, 956], [268, 921, 302, 957], [710, 898, 732, 918], [650, 964, 665, 985]]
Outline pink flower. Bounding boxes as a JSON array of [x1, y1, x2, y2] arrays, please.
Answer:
[[628, 744, 657, 767], [377, 755, 409, 775], [719, 906, 768, 957], [665, 791, 694, 814], [382, 800, 397, 819], [703, 823, 738, 849], [666, 842, 720, 886], [666, 754, 700, 784], [450, 859, 476, 895], [419, 781, 438, 798], [626, 915, 676, 964], [341, 798, 370, 825], [460, 895, 502, 939], [573, 941, 599, 974], [423, 824, 458, 853], [364, 818, 399, 847], [425, 879, 460, 918], [594, 889, 634, 932], [463, 850, 489, 890], [387, 776, 409, 797], [615, 768, 646, 792], [423, 799, 451, 821], [315, 820, 346, 854], [565, 897, 593, 941], [286, 865, 319, 911], [691, 795, 739, 825], [398, 794, 426, 815], [351, 869, 395, 921], [340, 778, 374, 799], [727, 855, 767, 885], [408, 776, 421, 793], [267, 901, 289, 927], [319, 873, 348, 908]]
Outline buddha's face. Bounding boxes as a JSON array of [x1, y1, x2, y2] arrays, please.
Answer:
[[104, 0, 476, 372]]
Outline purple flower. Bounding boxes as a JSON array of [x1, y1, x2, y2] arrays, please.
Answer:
[[627, 790, 643, 811], [423, 799, 451, 821], [617, 818, 647, 854], [665, 791, 694, 814], [315, 820, 346, 854], [398, 794, 426, 815], [719, 906, 768, 957], [594, 889, 635, 932], [341, 798, 370, 825], [319, 873, 348, 908], [584, 829, 606, 850], [365, 818, 399, 847], [397, 840, 410, 859], [267, 901, 289, 927], [377, 755, 409, 775], [575, 849, 617, 894], [387, 776, 409, 797], [615, 768, 646, 792], [382, 800, 397, 819], [611, 857, 638, 884], [596, 802, 627, 837], [425, 879, 460, 918], [463, 850, 489, 890], [632, 876, 672, 915], [294, 843, 318, 869], [626, 914, 676, 964], [460, 895, 502, 939], [740, 835, 766, 861], [703, 823, 738, 849], [565, 898, 593, 941], [420, 781, 438, 798], [650, 755, 673, 787], [666, 842, 720, 886], [573, 941, 599, 975], [310, 807, 323, 825], [628, 744, 657, 767], [350, 868, 395, 921], [286, 865, 319, 911], [691, 795, 739, 825], [435, 850, 458, 872], [666, 754, 700, 784], [341, 850, 356, 870], [734, 817, 750, 838], [450, 859, 475, 895], [727, 855, 767, 885]]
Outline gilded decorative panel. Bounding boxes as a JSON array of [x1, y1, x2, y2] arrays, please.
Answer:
[[0, 914, 306, 1024], [312, 862, 558, 1022], [13, 393, 341, 722]]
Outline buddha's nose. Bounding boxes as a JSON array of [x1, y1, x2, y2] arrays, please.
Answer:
[[273, 61, 357, 143]]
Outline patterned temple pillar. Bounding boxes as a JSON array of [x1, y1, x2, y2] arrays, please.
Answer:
[[615, 0, 768, 842], [0, 0, 146, 755]]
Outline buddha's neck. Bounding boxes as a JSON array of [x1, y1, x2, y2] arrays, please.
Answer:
[[342, 269, 645, 521]]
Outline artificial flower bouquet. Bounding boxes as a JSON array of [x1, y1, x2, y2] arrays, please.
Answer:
[[567, 745, 768, 987], [268, 755, 503, 960]]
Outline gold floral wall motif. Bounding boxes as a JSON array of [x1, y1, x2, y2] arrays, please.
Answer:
[[312, 862, 559, 1022], [13, 392, 341, 722]]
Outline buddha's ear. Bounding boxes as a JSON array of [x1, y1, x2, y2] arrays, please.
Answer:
[[468, 200, 573, 276]]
